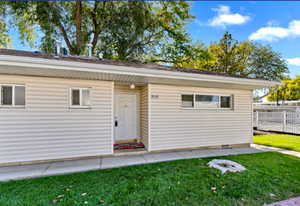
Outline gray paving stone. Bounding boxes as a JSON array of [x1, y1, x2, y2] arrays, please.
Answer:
[[101, 155, 146, 169], [189, 149, 221, 158], [143, 151, 184, 163], [0, 163, 50, 181], [44, 158, 100, 176]]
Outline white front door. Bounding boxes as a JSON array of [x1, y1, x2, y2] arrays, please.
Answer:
[[114, 93, 138, 141]]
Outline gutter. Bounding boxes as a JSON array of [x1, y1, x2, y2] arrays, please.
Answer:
[[0, 55, 280, 88]]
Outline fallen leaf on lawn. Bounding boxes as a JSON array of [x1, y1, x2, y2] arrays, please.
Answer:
[[99, 200, 105, 204], [211, 187, 217, 191]]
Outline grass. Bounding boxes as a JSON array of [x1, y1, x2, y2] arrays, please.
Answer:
[[1, 152, 300, 206], [254, 134, 300, 152]]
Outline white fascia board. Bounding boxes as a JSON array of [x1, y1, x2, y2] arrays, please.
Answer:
[[0, 55, 280, 88]]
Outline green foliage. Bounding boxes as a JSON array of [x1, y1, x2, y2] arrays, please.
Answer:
[[101, 1, 193, 61], [0, 19, 11, 48], [7, 1, 193, 59], [174, 41, 216, 70], [179, 32, 288, 81], [247, 44, 288, 81], [208, 32, 253, 75], [267, 76, 300, 101], [0, 3, 11, 48]]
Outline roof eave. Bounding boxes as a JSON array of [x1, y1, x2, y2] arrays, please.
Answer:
[[0, 54, 280, 89]]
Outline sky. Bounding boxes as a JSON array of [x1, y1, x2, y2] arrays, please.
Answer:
[[187, 1, 300, 78], [8, 1, 300, 78]]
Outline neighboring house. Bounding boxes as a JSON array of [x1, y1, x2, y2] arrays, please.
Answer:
[[0, 49, 278, 166]]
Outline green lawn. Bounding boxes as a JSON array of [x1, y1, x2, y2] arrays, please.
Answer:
[[254, 134, 300, 152], [1, 152, 300, 206]]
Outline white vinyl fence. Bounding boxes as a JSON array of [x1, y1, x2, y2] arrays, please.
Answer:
[[254, 111, 300, 134]]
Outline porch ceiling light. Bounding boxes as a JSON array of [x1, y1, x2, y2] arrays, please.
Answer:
[[129, 83, 135, 89]]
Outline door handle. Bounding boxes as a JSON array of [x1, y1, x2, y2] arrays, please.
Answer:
[[115, 120, 118, 127]]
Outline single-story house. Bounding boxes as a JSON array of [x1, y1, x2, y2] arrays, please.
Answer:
[[0, 49, 279, 166]]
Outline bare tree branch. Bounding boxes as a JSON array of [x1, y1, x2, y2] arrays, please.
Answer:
[[75, 0, 82, 52], [47, 2, 75, 54]]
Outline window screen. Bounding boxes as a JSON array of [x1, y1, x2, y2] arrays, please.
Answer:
[[71, 88, 90, 107], [195, 95, 219, 108], [221, 96, 231, 108], [82, 89, 90, 106], [1, 86, 13, 105], [15, 86, 25, 106], [71, 89, 80, 105], [181, 95, 194, 108]]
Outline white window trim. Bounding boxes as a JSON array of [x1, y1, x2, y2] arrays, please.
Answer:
[[69, 88, 91, 109], [0, 84, 26, 108], [181, 93, 233, 110]]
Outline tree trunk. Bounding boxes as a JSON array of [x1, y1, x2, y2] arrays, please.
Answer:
[[75, 0, 82, 54]]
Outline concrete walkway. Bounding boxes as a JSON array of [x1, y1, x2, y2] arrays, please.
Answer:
[[0, 147, 261, 182], [252, 144, 300, 158], [264, 196, 300, 206]]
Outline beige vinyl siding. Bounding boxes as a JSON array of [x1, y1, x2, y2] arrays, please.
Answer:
[[0, 75, 113, 164], [149, 84, 252, 151], [140, 85, 148, 148]]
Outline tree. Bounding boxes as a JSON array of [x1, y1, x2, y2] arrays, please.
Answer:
[[267, 76, 300, 101], [0, 3, 11, 48], [173, 41, 215, 70], [6, 1, 193, 60], [178, 32, 288, 81], [247, 44, 288, 81], [208, 32, 252, 75]]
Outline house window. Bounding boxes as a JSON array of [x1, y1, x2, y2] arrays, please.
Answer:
[[181, 94, 233, 109], [195, 95, 220, 108], [181, 94, 194, 108], [0, 85, 25, 107], [220, 96, 231, 108], [70, 88, 91, 108]]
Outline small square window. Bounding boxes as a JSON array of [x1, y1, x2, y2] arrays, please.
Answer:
[[71, 89, 80, 106], [1, 86, 13, 105], [0, 85, 25, 107], [70, 88, 90, 108], [181, 95, 194, 108], [82, 89, 90, 106], [221, 96, 231, 108], [15, 86, 25, 106]]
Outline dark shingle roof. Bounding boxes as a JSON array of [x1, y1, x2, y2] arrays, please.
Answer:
[[0, 48, 242, 79]]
